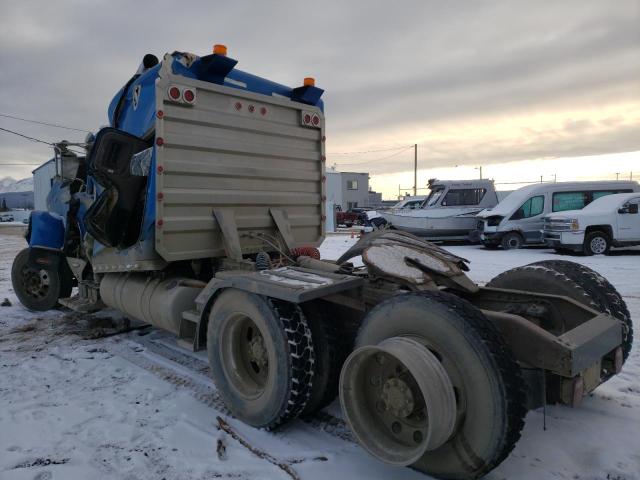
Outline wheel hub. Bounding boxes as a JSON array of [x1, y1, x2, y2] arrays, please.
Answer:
[[340, 336, 457, 466], [590, 237, 606, 254], [22, 268, 49, 298], [381, 378, 415, 418], [248, 333, 268, 367]]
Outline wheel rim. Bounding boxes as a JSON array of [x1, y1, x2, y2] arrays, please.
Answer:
[[340, 337, 457, 466], [21, 267, 50, 299], [590, 236, 607, 254], [506, 236, 520, 248], [220, 314, 270, 399]]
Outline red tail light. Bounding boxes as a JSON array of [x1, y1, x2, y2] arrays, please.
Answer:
[[182, 88, 196, 104], [168, 86, 181, 100], [301, 110, 321, 128]]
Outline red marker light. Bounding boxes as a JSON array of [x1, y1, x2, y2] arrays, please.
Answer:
[[248, 105, 255, 113], [303, 113, 311, 124], [312, 114, 320, 126], [183, 89, 195, 103], [156, 110, 164, 118], [168, 86, 181, 100], [157, 165, 164, 174], [156, 219, 164, 227], [260, 107, 267, 115], [157, 192, 164, 200], [234, 102, 242, 111], [156, 137, 164, 146]]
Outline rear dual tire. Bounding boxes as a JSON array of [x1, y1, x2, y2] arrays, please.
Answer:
[[341, 291, 526, 480], [207, 290, 314, 429], [528, 260, 632, 363]]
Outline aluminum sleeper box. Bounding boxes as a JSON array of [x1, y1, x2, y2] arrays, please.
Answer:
[[154, 71, 326, 262]]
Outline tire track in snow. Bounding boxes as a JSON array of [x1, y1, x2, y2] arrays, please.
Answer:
[[112, 331, 357, 443]]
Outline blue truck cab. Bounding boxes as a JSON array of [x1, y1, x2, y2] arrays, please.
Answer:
[[14, 46, 325, 311]]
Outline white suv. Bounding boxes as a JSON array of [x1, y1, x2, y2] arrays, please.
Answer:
[[543, 192, 640, 255]]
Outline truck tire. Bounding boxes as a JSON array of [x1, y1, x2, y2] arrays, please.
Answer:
[[207, 290, 314, 429], [11, 248, 72, 311], [341, 291, 526, 479], [487, 264, 600, 334], [583, 231, 611, 255], [530, 260, 633, 362], [301, 302, 346, 415], [500, 231, 523, 250]]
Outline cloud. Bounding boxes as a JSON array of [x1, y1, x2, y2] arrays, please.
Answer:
[[0, 0, 638, 181]]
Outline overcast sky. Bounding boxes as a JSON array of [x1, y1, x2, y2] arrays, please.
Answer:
[[1, 0, 639, 197]]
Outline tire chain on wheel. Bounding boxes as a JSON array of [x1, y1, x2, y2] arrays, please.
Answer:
[[530, 260, 633, 361], [302, 304, 349, 415], [414, 290, 527, 477], [267, 298, 315, 428]]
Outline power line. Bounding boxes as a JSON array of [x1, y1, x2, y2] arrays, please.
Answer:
[[334, 145, 414, 166], [0, 113, 91, 133], [0, 127, 54, 146], [329, 145, 412, 155]]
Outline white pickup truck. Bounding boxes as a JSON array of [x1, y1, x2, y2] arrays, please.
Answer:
[[543, 192, 640, 255]]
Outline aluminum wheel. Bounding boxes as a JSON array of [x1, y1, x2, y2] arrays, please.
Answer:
[[340, 336, 457, 466], [589, 236, 607, 254]]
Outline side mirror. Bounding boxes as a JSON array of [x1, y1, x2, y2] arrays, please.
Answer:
[[619, 204, 639, 214]]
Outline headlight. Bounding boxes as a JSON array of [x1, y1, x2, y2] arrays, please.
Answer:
[[569, 219, 580, 230], [487, 216, 504, 227]]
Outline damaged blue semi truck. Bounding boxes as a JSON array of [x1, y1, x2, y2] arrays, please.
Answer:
[[12, 46, 632, 479]]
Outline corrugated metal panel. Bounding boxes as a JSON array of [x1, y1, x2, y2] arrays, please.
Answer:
[[155, 74, 325, 262], [32, 160, 56, 211]]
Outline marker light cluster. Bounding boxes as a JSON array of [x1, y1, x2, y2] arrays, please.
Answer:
[[233, 101, 268, 116], [301, 111, 321, 128], [167, 85, 196, 105]]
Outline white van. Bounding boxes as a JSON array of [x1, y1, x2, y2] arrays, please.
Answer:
[[474, 181, 639, 249]]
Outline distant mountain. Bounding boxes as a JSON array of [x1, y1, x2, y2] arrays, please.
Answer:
[[0, 191, 33, 209], [0, 176, 34, 194]]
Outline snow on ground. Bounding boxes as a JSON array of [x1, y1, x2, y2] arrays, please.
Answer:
[[1, 231, 639, 480]]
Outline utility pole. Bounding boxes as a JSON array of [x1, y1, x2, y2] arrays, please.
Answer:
[[413, 144, 417, 196], [615, 172, 620, 180], [540, 175, 543, 183]]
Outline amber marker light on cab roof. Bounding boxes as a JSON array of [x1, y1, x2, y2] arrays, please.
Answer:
[[213, 44, 228, 56], [303, 77, 315, 87]]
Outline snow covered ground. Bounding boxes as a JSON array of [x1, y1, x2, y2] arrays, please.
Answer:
[[1, 232, 639, 480]]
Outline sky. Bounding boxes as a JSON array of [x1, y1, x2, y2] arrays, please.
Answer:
[[0, 0, 639, 198]]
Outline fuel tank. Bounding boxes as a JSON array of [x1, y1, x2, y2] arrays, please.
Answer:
[[100, 273, 204, 334]]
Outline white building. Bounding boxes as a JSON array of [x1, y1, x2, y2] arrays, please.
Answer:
[[325, 168, 370, 232], [32, 159, 56, 211]]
